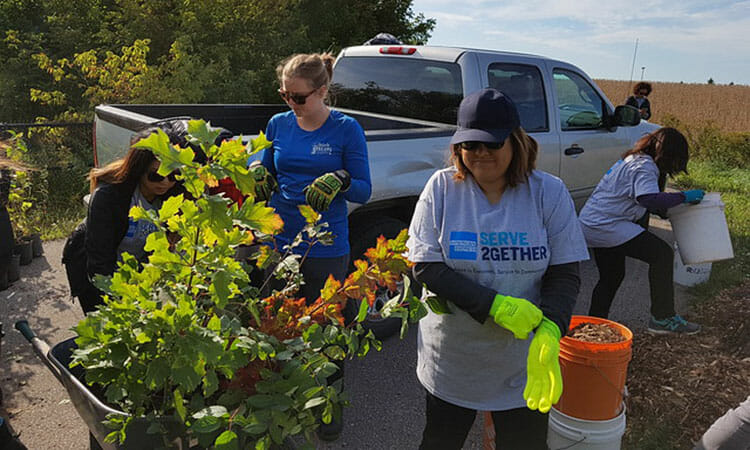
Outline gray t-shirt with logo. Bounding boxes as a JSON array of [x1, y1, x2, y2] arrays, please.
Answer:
[[406, 168, 589, 411], [578, 154, 660, 248], [116, 188, 161, 263]]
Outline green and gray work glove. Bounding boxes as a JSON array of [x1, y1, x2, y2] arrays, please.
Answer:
[[304, 170, 351, 212], [524, 316, 563, 413], [249, 161, 278, 202], [489, 294, 543, 339]]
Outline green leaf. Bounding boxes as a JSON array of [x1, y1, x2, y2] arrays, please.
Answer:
[[192, 415, 222, 433], [159, 194, 184, 221], [173, 364, 202, 392], [188, 119, 222, 149], [144, 358, 170, 390], [425, 295, 452, 315], [214, 430, 239, 450], [249, 131, 272, 154], [356, 298, 369, 323], [211, 271, 232, 308], [303, 397, 326, 410], [297, 204, 320, 225], [237, 201, 284, 235], [174, 388, 187, 422]]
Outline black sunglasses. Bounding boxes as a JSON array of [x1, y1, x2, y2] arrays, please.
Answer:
[[147, 170, 178, 183], [459, 141, 503, 151], [639, 91, 649, 96], [278, 87, 318, 105]]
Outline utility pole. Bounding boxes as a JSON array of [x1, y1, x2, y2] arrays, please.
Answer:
[[640, 66, 646, 81], [628, 38, 639, 98]]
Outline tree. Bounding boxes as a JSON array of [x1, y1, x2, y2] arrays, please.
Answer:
[[1, 0, 436, 123], [708, 78, 715, 84]]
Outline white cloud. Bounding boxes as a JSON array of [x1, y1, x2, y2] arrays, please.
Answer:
[[411, 0, 750, 83]]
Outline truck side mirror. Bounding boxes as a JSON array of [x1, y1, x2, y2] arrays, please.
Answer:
[[613, 105, 641, 126]]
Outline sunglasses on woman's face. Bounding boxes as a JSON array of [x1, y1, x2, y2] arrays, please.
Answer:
[[147, 170, 178, 183], [459, 141, 503, 151], [278, 87, 318, 105], [639, 91, 649, 96]]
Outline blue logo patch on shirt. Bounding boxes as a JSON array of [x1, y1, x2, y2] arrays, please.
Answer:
[[449, 231, 478, 260]]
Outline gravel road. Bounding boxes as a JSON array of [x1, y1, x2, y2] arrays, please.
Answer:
[[0, 218, 691, 449]]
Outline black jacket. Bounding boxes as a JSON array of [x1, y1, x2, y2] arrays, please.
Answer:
[[626, 96, 651, 120], [85, 181, 183, 277]]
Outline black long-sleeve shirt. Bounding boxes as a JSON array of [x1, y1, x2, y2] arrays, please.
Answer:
[[413, 261, 580, 336]]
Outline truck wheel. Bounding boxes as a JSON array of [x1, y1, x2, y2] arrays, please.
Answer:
[[349, 217, 417, 339]]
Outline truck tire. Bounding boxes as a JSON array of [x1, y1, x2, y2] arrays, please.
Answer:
[[349, 217, 416, 339]]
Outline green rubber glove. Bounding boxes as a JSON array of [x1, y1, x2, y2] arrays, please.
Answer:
[[249, 162, 277, 202], [304, 170, 350, 212], [524, 317, 563, 413], [489, 294, 543, 339]]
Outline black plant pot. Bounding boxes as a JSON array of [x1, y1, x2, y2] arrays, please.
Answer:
[[7, 254, 20, 282], [29, 233, 43, 257], [0, 263, 8, 290], [14, 240, 32, 266]]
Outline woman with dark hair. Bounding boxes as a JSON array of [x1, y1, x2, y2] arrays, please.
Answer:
[[626, 81, 653, 120], [79, 127, 184, 312], [407, 88, 589, 449], [579, 127, 704, 334]]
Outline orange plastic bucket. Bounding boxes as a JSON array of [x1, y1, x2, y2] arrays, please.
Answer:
[[555, 315, 633, 420]]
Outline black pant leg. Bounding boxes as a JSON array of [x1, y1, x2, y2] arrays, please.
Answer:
[[491, 407, 548, 450], [589, 246, 627, 318], [419, 391, 477, 450], [300, 255, 351, 387], [618, 231, 675, 319]]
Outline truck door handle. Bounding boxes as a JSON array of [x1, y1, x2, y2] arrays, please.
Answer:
[[564, 146, 584, 156]]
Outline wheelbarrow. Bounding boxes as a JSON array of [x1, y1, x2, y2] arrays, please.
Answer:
[[14, 320, 191, 450]]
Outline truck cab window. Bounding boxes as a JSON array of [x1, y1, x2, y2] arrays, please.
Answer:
[[331, 57, 463, 124], [487, 64, 548, 132], [553, 69, 606, 130]]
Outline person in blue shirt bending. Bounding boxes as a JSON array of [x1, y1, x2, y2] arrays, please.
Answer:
[[250, 52, 372, 441]]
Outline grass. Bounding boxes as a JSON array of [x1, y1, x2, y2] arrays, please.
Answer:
[[672, 160, 750, 298]]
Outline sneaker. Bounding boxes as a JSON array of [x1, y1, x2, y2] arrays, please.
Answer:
[[648, 315, 701, 335], [316, 414, 343, 442]]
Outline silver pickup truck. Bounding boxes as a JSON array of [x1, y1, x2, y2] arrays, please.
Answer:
[[94, 44, 658, 337]]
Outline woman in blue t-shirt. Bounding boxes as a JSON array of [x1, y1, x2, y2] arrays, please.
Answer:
[[250, 52, 371, 441], [579, 127, 704, 334]]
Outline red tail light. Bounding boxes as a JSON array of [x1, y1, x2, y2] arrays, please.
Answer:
[[379, 46, 417, 55]]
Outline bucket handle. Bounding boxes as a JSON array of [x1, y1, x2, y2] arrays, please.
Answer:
[[550, 436, 587, 450], [589, 359, 628, 405]]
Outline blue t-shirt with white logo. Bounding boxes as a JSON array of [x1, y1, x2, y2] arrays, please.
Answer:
[[407, 167, 589, 410], [262, 110, 371, 257]]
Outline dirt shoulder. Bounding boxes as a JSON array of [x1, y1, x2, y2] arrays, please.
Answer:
[[624, 282, 750, 449]]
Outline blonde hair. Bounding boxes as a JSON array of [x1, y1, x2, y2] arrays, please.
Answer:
[[276, 52, 335, 92]]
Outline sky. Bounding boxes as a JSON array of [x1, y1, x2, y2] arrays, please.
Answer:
[[410, 0, 750, 85]]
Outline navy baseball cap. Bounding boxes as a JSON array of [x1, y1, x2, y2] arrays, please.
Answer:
[[450, 88, 520, 145]]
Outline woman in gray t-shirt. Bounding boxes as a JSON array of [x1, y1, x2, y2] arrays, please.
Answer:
[[578, 127, 704, 334], [407, 89, 589, 449]]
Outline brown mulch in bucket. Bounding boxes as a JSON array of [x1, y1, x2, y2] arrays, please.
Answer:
[[623, 282, 750, 449], [567, 322, 626, 343]]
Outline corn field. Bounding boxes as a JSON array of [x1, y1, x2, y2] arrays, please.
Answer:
[[595, 79, 750, 134]]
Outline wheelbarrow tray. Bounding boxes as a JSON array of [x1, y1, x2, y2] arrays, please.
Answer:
[[48, 337, 190, 449]]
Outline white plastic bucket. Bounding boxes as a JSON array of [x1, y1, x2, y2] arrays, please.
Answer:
[[674, 243, 712, 286], [548, 405, 626, 450], [669, 192, 734, 264]]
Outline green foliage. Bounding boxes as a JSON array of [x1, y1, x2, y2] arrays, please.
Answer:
[[658, 114, 749, 169], [0, 0, 435, 123], [70, 121, 421, 447]]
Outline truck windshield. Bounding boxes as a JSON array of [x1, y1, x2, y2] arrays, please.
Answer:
[[332, 57, 463, 124]]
